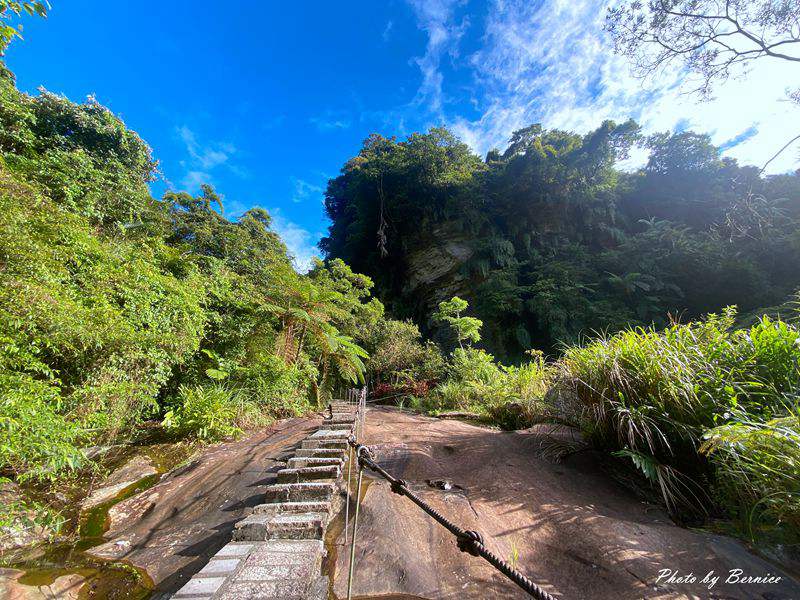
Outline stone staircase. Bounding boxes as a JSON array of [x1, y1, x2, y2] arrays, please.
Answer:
[[171, 401, 358, 600]]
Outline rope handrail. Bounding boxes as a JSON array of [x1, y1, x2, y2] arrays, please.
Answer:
[[346, 437, 562, 600]]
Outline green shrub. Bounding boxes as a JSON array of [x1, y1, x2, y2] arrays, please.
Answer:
[[560, 308, 800, 539], [0, 374, 84, 482], [231, 355, 315, 417], [487, 353, 554, 429], [701, 405, 800, 539], [427, 348, 553, 429], [162, 385, 247, 441], [448, 347, 502, 384], [363, 318, 445, 385]]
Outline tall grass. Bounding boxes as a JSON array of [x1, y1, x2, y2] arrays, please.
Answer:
[[427, 348, 553, 429], [701, 406, 800, 538], [559, 308, 800, 539], [163, 385, 270, 442]]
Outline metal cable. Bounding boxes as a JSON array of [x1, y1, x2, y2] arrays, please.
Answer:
[[344, 444, 352, 544], [346, 462, 365, 600], [349, 441, 561, 600]]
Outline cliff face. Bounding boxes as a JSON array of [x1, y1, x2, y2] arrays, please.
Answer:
[[398, 222, 477, 335]]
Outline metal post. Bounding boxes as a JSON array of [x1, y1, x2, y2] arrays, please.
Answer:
[[360, 387, 366, 435], [344, 444, 353, 543], [346, 463, 364, 600]]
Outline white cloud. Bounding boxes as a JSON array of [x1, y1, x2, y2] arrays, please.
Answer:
[[406, 0, 468, 115], [437, 0, 799, 173], [382, 20, 394, 42], [291, 177, 324, 203], [177, 125, 233, 169], [174, 126, 245, 192], [269, 209, 321, 272], [181, 170, 212, 192], [309, 112, 351, 131]]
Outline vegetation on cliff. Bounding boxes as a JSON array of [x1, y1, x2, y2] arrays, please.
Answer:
[[322, 125, 800, 358]]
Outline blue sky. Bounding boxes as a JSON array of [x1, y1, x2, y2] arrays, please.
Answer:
[[6, 1, 797, 269]]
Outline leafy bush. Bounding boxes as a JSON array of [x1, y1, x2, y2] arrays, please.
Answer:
[[230, 355, 315, 417], [559, 308, 800, 539], [0, 374, 84, 482], [427, 348, 553, 429], [362, 318, 445, 385], [162, 385, 252, 442]]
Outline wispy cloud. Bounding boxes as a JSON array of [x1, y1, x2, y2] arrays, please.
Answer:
[[181, 170, 212, 192], [175, 126, 245, 192], [269, 208, 321, 272], [405, 0, 468, 116], [407, 0, 798, 173], [382, 20, 394, 42], [291, 177, 324, 203], [309, 111, 351, 131], [177, 125, 233, 169]]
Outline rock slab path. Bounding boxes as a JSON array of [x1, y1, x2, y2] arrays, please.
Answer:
[[330, 407, 800, 600], [88, 416, 320, 596]]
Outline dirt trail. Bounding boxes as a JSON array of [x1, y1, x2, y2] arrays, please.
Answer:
[[87, 415, 320, 596], [329, 407, 800, 600]]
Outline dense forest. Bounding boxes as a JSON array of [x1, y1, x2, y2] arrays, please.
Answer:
[[322, 125, 800, 358], [0, 61, 431, 487]]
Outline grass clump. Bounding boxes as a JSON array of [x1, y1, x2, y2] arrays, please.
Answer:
[[426, 348, 553, 429], [162, 385, 269, 442], [701, 407, 800, 540], [559, 307, 800, 541]]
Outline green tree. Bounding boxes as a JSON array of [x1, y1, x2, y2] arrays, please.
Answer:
[[434, 297, 482, 349], [605, 0, 800, 98], [0, 1, 47, 54]]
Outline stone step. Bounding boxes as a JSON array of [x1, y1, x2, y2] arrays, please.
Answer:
[[287, 456, 343, 469], [195, 556, 244, 578], [264, 482, 335, 503], [277, 465, 340, 483], [322, 415, 356, 428], [300, 439, 348, 450], [252, 501, 330, 517], [325, 423, 354, 431], [172, 575, 227, 598], [293, 447, 345, 459], [214, 540, 324, 600], [218, 580, 309, 600], [310, 429, 349, 439], [301, 436, 349, 450], [233, 512, 327, 541], [329, 411, 356, 418]]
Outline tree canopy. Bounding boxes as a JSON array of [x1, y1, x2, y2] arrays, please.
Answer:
[[322, 123, 800, 359]]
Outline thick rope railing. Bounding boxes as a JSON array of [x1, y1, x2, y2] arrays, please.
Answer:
[[345, 437, 561, 600]]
